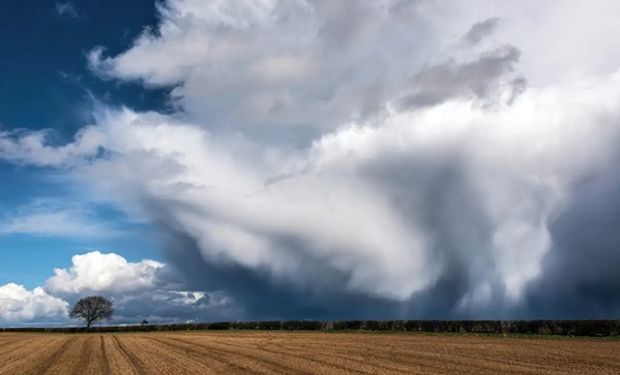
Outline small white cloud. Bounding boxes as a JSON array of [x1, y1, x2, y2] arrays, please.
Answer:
[[0, 127, 104, 167], [55, 2, 79, 20], [0, 283, 68, 324]]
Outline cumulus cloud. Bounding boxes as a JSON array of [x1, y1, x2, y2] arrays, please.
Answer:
[[43, 251, 238, 323], [1, 251, 237, 326], [44, 251, 165, 295], [3, 0, 620, 320], [0, 283, 68, 324]]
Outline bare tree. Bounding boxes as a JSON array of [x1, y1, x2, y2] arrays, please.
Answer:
[[69, 296, 114, 328]]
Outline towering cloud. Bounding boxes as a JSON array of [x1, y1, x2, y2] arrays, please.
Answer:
[[2, 0, 620, 320], [44, 251, 165, 295]]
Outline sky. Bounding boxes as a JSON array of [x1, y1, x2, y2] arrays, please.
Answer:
[[1, 0, 620, 326]]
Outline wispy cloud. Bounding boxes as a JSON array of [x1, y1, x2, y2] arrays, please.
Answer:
[[0, 199, 119, 239], [55, 2, 79, 20]]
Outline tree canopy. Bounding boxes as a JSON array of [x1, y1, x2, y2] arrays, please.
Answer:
[[69, 296, 113, 328]]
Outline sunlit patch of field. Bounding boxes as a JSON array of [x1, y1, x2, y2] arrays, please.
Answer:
[[1, 331, 619, 374]]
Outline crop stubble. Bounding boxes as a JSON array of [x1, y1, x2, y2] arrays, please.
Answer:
[[0, 331, 619, 374]]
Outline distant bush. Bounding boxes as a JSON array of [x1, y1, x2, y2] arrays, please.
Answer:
[[2, 320, 619, 337]]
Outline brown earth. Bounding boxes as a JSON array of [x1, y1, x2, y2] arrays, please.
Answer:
[[1, 331, 619, 374]]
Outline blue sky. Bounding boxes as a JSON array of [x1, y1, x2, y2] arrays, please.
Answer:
[[0, 0, 170, 133], [2, 0, 620, 326], [0, 1, 166, 289]]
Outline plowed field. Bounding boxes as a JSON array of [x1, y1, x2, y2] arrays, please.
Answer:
[[1, 331, 619, 374]]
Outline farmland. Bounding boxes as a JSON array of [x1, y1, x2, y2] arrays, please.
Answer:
[[1, 331, 619, 374]]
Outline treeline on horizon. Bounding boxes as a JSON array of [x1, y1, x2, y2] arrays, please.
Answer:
[[2, 320, 620, 337]]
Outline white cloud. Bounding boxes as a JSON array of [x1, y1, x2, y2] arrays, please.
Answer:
[[0, 126, 104, 167], [0, 212, 106, 237], [308, 75, 620, 301], [88, 0, 439, 130], [88, 0, 620, 132], [55, 2, 79, 20], [0, 199, 118, 238], [0, 283, 68, 324], [45, 251, 165, 295]]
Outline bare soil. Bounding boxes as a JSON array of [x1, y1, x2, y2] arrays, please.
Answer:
[[1, 331, 619, 374]]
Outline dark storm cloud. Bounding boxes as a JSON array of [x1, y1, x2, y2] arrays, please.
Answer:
[[149, 148, 508, 320], [156, 213, 505, 321], [160, 157, 620, 321], [157, 228, 404, 320], [522, 164, 620, 319], [401, 46, 525, 109], [142, 194, 416, 320], [462, 18, 501, 46], [110, 289, 236, 324]]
